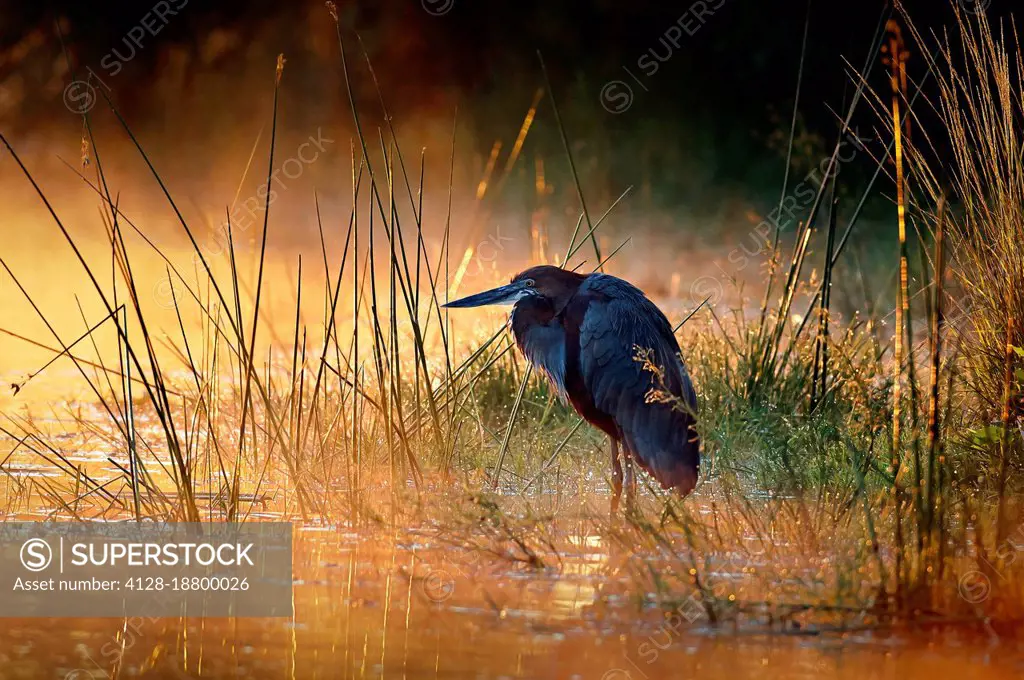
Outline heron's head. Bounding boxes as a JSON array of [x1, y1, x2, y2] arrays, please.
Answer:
[[443, 265, 586, 312]]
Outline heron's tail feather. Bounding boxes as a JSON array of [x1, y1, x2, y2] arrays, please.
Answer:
[[622, 410, 700, 496]]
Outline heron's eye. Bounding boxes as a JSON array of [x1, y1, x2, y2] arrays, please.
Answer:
[[525, 279, 536, 288]]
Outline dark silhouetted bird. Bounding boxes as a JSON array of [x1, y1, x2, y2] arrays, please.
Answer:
[[445, 265, 699, 511]]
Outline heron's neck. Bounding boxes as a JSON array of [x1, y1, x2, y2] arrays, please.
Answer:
[[549, 271, 588, 315]]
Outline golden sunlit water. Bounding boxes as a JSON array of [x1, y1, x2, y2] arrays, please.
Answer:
[[1, 519, 1021, 679]]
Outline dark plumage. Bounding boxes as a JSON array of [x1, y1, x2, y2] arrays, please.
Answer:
[[445, 265, 700, 510]]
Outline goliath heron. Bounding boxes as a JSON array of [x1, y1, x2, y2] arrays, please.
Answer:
[[445, 265, 699, 511]]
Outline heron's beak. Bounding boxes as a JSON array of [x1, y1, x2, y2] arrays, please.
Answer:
[[443, 282, 527, 308]]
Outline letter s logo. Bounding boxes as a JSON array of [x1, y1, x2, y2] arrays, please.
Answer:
[[20, 538, 52, 572]]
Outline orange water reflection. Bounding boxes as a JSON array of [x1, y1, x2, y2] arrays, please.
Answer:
[[0, 526, 1021, 680]]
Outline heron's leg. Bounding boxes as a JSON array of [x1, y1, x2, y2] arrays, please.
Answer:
[[610, 438, 623, 515], [623, 453, 636, 511]]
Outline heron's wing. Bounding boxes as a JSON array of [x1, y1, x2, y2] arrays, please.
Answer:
[[575, 274, 699, 492]]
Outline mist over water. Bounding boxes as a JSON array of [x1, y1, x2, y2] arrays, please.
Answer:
[[0, 2, 808, 410]]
